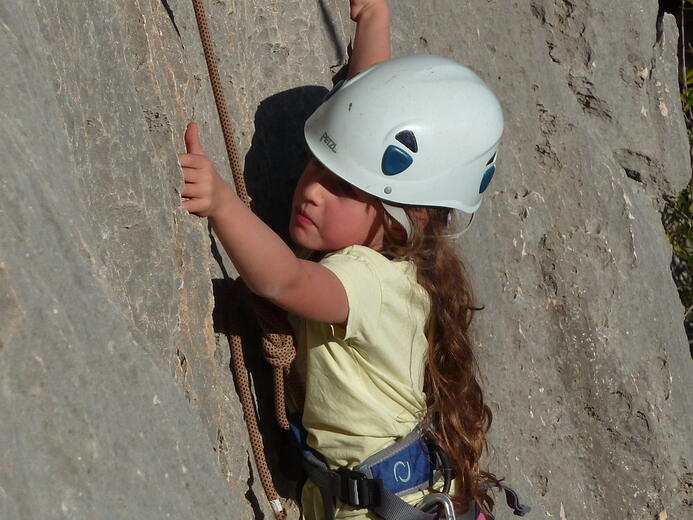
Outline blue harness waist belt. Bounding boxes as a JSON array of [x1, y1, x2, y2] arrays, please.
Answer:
[[288, 413, 531, 520]]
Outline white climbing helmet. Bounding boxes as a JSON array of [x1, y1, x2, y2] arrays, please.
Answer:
[[304, 54, 504, 215]]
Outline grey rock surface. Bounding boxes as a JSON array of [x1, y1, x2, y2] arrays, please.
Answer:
[[0, 1, 690, 519]]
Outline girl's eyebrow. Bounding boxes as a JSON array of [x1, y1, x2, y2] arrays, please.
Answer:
[[307, 152, 327, 171]]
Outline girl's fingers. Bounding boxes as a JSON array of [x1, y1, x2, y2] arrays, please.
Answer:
[[178, 153, 210, 169], [184, 122, 205, 155], [181, 165, 215, 184], [180, 182, 209, 199], [182, 198, 208, 215], [181, 167, 202, 183]]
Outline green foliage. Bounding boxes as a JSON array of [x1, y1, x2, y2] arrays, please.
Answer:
[[663, 0, 693, 350], [658, 0, 693, 350], [681, 68, 693, 112], [663, 175, 693, 352], [663, 180, 692, 277]]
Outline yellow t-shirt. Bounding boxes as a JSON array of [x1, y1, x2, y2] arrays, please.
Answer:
[[290, 245, 432, 520]]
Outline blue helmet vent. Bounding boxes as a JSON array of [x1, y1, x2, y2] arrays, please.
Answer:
[[479, 165, 496, 193], [395, 130, 418, 153], [382, 145, 413, 176]]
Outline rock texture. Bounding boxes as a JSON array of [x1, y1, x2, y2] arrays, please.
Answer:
[[0, 1, 690, 519]]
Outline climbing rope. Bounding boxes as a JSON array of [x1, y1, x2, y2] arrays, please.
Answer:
[[190, 1, 296, 518], [250, 297, 296, 431], [227, 286, 295, 519], [190, 0, 249, 206]]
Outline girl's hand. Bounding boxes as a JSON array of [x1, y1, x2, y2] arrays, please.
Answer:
[[349, 0, 388, 22], [347, 0, 390, 77], [178, 122, 233, 217]]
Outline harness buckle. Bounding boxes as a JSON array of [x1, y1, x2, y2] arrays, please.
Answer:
[[336, 468, 382, 507]]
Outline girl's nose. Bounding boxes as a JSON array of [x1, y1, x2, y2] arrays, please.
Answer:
[[300, 163, 328, 203]]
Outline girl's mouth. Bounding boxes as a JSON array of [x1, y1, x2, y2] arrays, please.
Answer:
[[295, 209, 315, 227]]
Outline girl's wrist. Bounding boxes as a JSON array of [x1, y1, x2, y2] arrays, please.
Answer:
[[208, 182, 239, 220], [353, 1, 390, 24], [349, 0, 391, 77]]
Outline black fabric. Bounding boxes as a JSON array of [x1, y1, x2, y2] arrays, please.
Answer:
[[370, 487, 436, 520], [302, 454, 435, 520], [498, 483, 531, 516]]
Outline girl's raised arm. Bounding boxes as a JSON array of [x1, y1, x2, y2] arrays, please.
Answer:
[[348, 0, 391, 77], [179, 123, 349, 326]]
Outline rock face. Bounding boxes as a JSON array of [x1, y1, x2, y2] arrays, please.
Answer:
[[0, 1, 690, 519]]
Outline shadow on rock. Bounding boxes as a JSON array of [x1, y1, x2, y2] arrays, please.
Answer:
[[210, 84, 335, 501], [243, 85, 328, 243], [212, 277, 305, 499]]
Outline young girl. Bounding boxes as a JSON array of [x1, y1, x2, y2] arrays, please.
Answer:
[[179, 1, 511, 519]]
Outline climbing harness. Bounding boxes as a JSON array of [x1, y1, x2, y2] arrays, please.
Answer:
[[190, 1, 295, 518], [289, 414, 531, 520]]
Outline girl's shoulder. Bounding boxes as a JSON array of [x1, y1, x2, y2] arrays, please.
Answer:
[[321, 245, 406, 268], [321, 245, 419, 289], [321, 244, 383, 262]]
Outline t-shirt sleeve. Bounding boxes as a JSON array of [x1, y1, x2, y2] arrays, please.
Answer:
[[319, 247, 383, 344]]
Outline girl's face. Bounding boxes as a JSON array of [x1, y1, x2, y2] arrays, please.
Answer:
[[289, 157, 385, 252]]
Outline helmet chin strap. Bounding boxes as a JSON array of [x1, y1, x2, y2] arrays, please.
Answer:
[[380, 201, 412, 239], [381, 202, 476, 242], [439, 212, 475, 239]]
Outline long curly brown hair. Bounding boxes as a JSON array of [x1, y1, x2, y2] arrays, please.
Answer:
[[380, 206, 498, 513]]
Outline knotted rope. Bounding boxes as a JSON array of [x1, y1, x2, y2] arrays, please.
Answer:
[[251, 296, 296, 430], [190, 1, 296, 517]]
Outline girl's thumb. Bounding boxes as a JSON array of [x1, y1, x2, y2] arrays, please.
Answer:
[[184, 122, 204, 155]]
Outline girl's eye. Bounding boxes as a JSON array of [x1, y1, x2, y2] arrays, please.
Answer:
[[307, 157, 358, 197], [334, 179, 357, 196], [323, 175, 357, 197]]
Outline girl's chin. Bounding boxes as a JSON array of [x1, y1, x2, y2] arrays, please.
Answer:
[[289, 225, 312, 249], [290, 231, 333, 253]]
